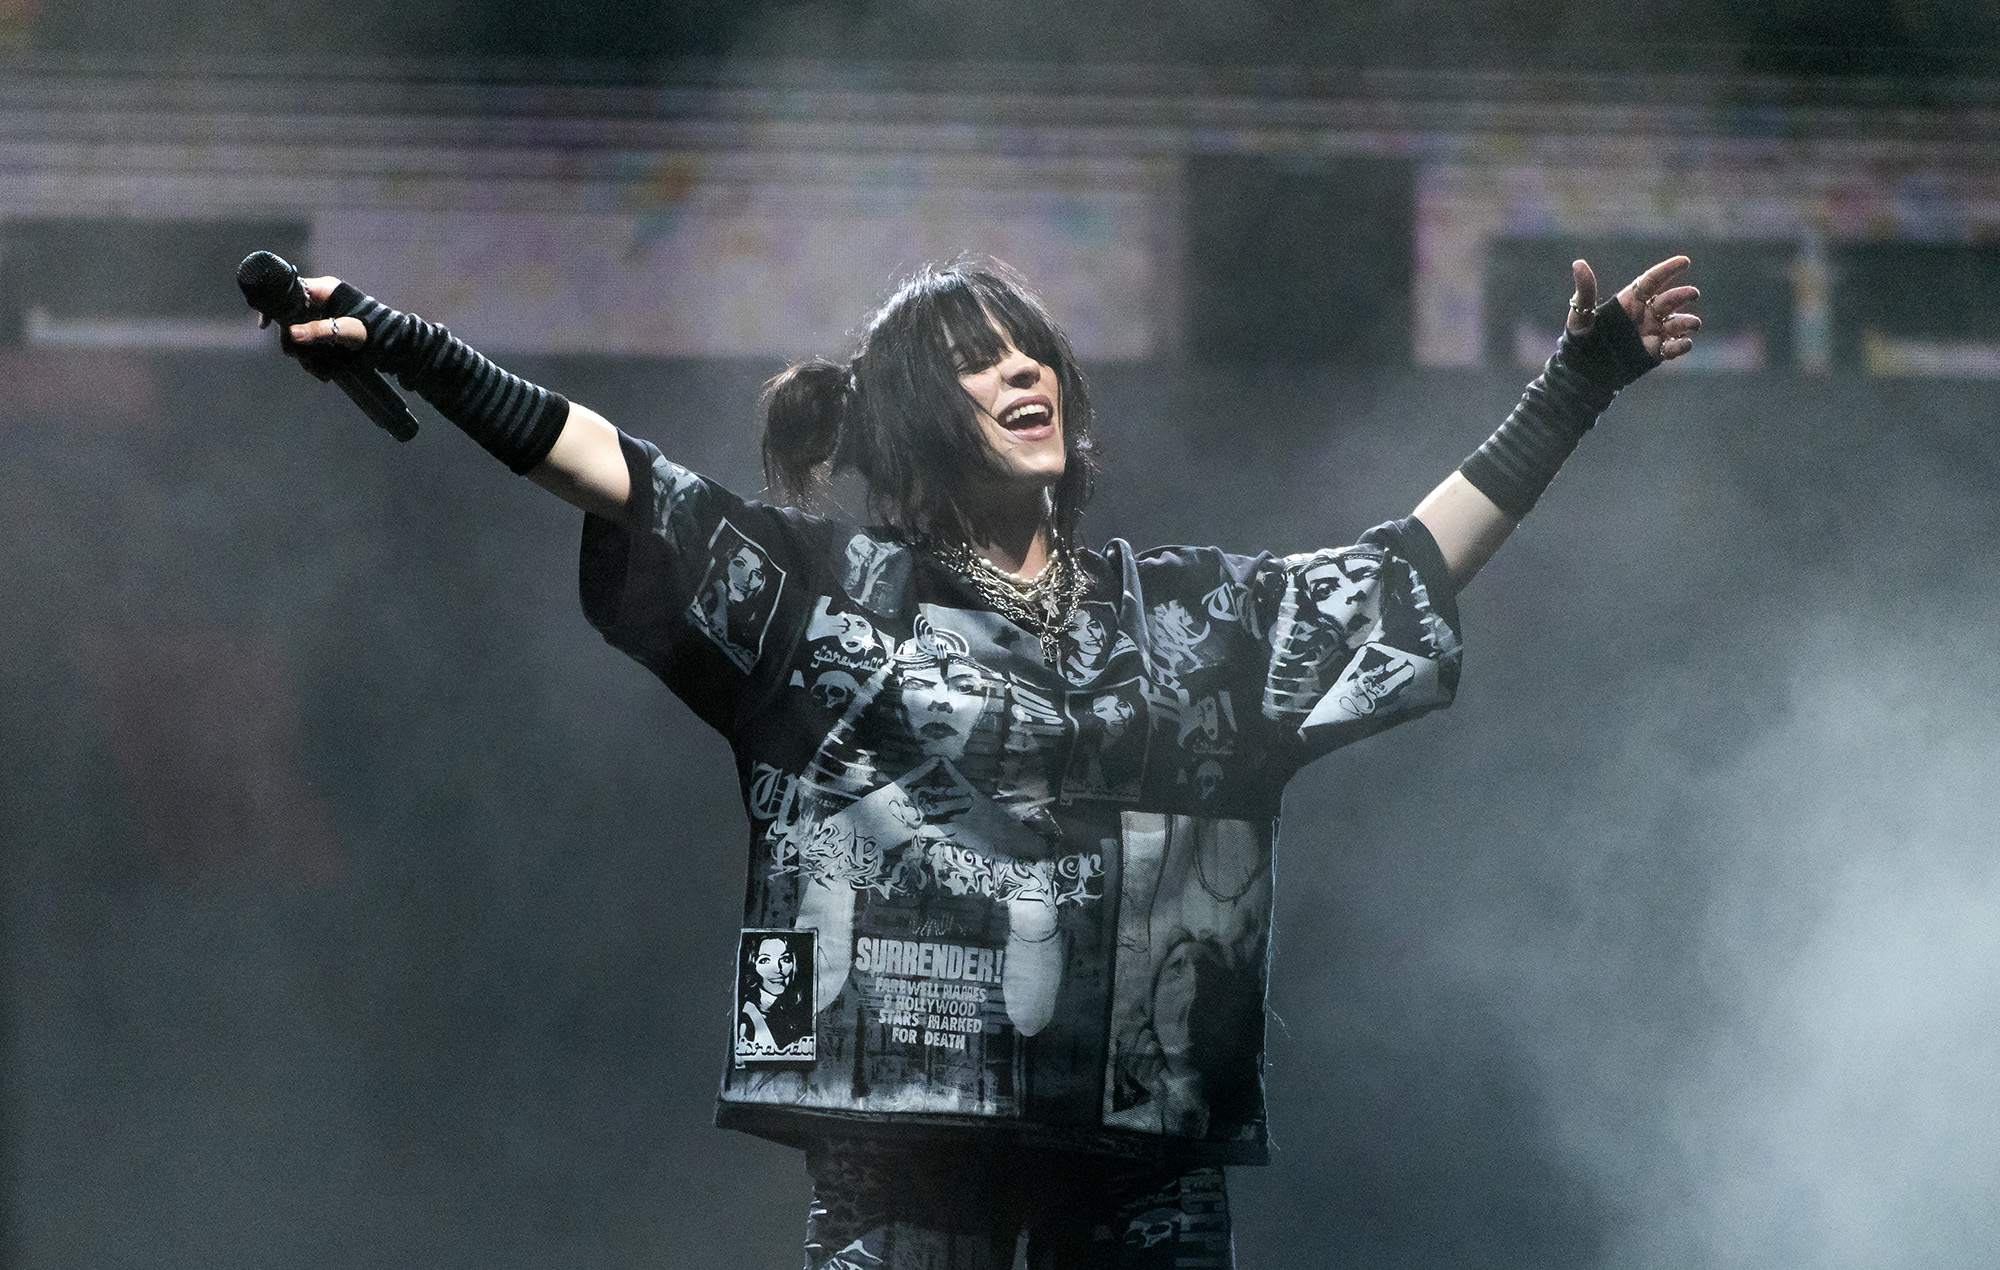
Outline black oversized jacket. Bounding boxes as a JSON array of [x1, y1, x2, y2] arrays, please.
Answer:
[[581, 432, 1463, 1163]]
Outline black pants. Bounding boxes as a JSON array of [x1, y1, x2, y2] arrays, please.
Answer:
[[802, 1139, 1233, 1270]]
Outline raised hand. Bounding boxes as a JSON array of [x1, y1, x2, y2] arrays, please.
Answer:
[[1567, 255, 1702, 361], [257, 275, 368, 379]]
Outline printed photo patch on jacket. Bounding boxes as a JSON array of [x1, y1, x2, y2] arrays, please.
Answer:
[[734, 928, 817, 1066], [839, 532, 912, 620], [689, 520, 787, 672], [1158, 686, 1239, 805], [793, 596, 892, 717], [1058, 601, 1140, 686], [1061, 678, 1150, 804], [1297, 548, 1388, 647]]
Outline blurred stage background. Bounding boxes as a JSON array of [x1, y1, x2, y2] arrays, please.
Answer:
[[5, 3, 2000, 1268]]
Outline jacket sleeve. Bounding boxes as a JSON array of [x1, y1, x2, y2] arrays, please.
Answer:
[[578, 430, 811, 735], [1252, 515, 1464, 761]]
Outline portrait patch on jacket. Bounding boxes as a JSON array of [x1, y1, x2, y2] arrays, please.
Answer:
[[690, 520, 786, 672], [734, 929, 817, 1066]]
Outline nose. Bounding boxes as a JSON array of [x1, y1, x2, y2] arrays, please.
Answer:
[[999, 348, 1041, 388]]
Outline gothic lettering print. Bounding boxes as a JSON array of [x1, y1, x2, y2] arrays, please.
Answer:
[[1149, 597, 1221, 685]]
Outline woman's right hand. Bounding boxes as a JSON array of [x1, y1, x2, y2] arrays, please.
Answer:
[[259, 276, 368, 380], [261, 274, 634, 519]]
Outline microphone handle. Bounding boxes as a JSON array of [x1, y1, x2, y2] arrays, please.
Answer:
[[253, 264, 419, 443], [332, 363, 420, 442]]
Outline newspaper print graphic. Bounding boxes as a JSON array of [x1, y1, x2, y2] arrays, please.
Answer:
[[779, 756, 1102, 1032], [766, 605, 1102, 1038]]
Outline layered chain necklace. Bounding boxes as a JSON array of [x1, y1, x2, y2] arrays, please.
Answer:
[[928, 536, 1085, 665]]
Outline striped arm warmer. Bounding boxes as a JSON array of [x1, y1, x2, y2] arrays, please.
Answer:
[[326, 282, 570, 475], [1457, 299, 1660, 520]]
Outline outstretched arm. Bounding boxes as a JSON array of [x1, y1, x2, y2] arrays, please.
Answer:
[[1414, 255, 1701, 588], [276, 276, 634, 520], [524, 406, 630, 519]]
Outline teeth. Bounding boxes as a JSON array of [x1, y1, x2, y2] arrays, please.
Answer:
[[1002, 403, 1050, 426]]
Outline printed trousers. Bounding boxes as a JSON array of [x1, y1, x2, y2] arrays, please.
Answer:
[[802, 1138, 1233, 1270]]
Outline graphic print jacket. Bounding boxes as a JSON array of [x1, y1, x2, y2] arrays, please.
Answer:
[[580, 432, 1464, 1164]]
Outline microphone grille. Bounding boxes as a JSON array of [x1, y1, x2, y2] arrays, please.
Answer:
[[236, 250, 298, 310]]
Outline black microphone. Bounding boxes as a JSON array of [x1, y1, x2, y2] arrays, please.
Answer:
[[237, 251, 419, 443]]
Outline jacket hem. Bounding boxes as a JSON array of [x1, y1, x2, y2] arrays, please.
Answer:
[[713, 1100, 1272, 1167]]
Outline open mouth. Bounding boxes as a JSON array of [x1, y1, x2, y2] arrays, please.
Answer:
[[999, 397, 1054, 435], [919, 721, 962, 740]]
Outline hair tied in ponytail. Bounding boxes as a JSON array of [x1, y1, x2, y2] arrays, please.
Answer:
[[760, 358, 853, 506]]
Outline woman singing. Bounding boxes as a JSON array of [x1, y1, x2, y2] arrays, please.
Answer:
[[274, 251, 1698, 1268]]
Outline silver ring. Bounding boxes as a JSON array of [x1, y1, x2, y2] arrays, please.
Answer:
[[329, 316, 345, 341]]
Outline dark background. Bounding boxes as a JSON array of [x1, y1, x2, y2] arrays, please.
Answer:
[[6, 348, 1999, 1267], [19, 0, 2000, 77], [8, 1, 2000, 1267]]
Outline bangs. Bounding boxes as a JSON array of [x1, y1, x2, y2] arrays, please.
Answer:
[[968, 271, 1069, 369], [924, 264, 1068, 372], [931, 280, 1011, 370]]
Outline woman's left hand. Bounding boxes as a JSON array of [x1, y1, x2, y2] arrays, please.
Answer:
[[1569, 255, 1702, 361]]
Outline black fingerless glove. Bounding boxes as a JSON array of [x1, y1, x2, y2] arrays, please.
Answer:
[[1457, 298, 1658, 520], [324, 282, 570, 476]]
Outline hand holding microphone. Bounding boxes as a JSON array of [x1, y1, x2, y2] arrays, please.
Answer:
[[237, 250, 419, 442], [241, 252, 572, 475]]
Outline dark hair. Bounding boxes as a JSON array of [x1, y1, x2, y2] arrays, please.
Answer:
[[760, 258, 1098, 546], [738, 934, 809, 1017]]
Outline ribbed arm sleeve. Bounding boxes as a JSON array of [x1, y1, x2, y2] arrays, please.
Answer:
[[1457, 298, 1659, 520], [326, 282, 570, 476]]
